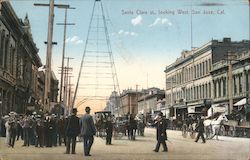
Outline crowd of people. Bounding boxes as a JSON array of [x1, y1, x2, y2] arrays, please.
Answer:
[[0, 107, 170, 156], [0, 112, 67, 148]]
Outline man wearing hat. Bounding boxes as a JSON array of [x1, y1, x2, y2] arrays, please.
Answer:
[[153, 112, 168, 152], [65, 108, 80, 154], [79, 106, 96, 156]]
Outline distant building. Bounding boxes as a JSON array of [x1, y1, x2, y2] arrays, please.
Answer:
[[137, 87, 165, 114], [165, 38, 249, 121], [156, 98, 167, 116], [119, 89, 142, 116], [104, 91, 120, 116]]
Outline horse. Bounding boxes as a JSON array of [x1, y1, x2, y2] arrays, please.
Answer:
[[203, 114, 228, 140]]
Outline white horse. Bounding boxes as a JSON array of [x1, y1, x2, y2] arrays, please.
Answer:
[[203, 114, 228, 140]]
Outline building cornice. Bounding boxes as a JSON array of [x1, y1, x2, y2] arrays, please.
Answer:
[[164, 41, 212, 73]]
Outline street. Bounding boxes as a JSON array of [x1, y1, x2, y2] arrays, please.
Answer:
[[0, 128, 249, 160]]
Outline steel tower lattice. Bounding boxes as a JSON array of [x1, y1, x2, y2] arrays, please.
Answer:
[[72, 0, 121, 111]]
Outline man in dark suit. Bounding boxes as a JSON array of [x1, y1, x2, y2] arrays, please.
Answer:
[[153, 112, 168, 152], [80, 106, 96, 156], [105, 116, 113, 145], [65, 108, 80, 154], [195, 117, 206, 143]]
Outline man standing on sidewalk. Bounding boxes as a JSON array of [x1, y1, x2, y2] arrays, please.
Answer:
[[105, 116, 113, 145], [80, 106, 96, 156]]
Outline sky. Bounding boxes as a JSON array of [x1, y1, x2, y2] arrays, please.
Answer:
[[9, 0, 250, 112]]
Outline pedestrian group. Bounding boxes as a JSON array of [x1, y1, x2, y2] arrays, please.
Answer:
[[0, 108, 175, 156]]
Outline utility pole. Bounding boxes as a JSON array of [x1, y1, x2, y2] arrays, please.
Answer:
[[226, 52, 237, 115], [57, 6, 75, 103], [34, 0, 55, 112], [34, 1, 73, 112], [68, 76, 74, 114], [63, 57, 73, 116]]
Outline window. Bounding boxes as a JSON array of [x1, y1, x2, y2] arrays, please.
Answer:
[[202, 85, 205, 99], [10, 46, 14, 74], [194, 66, 196, 79], [234, 76, 237, 94], [4, 37, 9, 70], [197, 65, 199, 78], [205, 61, 208, 74], [239, 75, 242, 93], [208, 82, 211, 98], [194, 86, 196, 99], [214, 81, 217, 98], [218, 80, 221, 97], [209, 59, 212, 71], [223, 79, 226, 96], [203, 62, 205, 76], [205, 84, 208, 98], [0, 31, 5, 67], [200, 63, 202, 77]]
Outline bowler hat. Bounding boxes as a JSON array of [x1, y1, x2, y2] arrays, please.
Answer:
[[85, 106, 91, 112]]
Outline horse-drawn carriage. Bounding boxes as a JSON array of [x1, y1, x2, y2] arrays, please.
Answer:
[[113, 116, 127, 139], [94, 111, 112, 138], [222, 116, 250, 138], [205, 104, 250, 138]]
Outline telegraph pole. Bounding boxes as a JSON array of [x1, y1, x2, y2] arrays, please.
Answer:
[[63, 57, 73, 116], [34, 1, 73, 112], [57, 7, 75, 103], [34, 0, 55, 112], [227, 52, 237, 115], [68, 76, 74, 113]]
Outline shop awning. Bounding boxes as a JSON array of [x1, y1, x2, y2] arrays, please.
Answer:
[[234, 98, 246, 106]]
